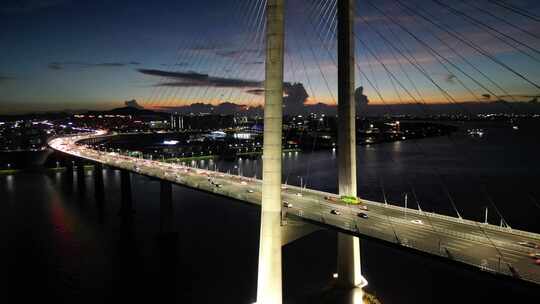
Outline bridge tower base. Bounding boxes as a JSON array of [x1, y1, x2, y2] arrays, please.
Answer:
[[336, 0, 366, 290], [158, 180, 176, 238], [119, 170, 134, 215], [94, 163, 105, 202], [76, 162, 86, 193], [64, 161, 74, 192]]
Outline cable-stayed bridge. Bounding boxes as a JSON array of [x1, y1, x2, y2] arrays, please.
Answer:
[[50, 132, 540, 288], [49, 0, 540, 303]]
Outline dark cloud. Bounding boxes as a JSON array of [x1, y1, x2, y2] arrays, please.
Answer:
[[245, 88, 265, 95], [138, 68, 262, 88], [125, 99, 143, 109], [498, 94, 540, 102], [48, 63, 63, 70], [433, 73, 458, 84], [0, 75, 15, 85], [283, 83, 309, 113], [0, 75, 15, 81], [0, 0, 70, 14], [355, 87, 369, 106], [445, 74, 457, 84], [141, 69, 315, 114], [48, 61, 141, 70]]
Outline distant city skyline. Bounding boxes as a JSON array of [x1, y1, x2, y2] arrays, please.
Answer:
[[1, 0, 539, 114]]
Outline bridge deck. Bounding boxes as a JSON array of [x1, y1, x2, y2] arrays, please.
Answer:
[[49, 133, 540, 285]]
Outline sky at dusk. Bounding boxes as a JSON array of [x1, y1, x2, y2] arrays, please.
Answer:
[[1, 0, 539, 114]]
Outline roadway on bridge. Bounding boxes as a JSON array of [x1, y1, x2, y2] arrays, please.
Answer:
[[49, 132, 540, 285]]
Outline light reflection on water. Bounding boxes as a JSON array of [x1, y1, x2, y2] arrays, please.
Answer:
[[6, 175, 14, 194], [55, 171, 62, 183]]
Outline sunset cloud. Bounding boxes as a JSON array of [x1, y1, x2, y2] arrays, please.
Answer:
[[138, 68, 262, 88], [48, 61, 140, 70]]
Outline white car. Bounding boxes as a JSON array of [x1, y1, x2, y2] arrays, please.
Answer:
[[296, 193, 303, 197], [410, 219, 424, 225], [247, 189, 254, 193], [283, 201, 293, 208]]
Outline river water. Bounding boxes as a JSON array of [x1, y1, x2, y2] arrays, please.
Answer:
[[1, 121, 539, 303]]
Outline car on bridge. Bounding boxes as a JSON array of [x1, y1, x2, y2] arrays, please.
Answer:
[[330, 209, 341, 215], [529, 252, 540, 259], [283, 201, 293, 208], [247, 189, 254, 193], [357, 212, 368, 219]]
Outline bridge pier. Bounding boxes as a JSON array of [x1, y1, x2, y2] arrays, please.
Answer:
[[158, 180, 176, 237], [76, 162, 86, 193], [256, 0, 285, 303], [119, 170, 134, 215], [94, 163, 105, 202], [64, 161, 74, 192], [336, 0, 365, 289]]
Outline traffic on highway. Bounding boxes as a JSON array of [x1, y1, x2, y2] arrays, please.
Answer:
[[49, 131, 540, 286]]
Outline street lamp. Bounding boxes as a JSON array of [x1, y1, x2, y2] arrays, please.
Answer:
[[404, 193, 408, 219]]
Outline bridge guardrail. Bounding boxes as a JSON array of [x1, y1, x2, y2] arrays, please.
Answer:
[[295, 185, 540, 241], [290, 204, 532, 282], [361, 199, 540, 241], [325, 211, 529, 283]]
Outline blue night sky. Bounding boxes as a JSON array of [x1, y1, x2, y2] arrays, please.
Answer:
[[1, 0, 539, 114]]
